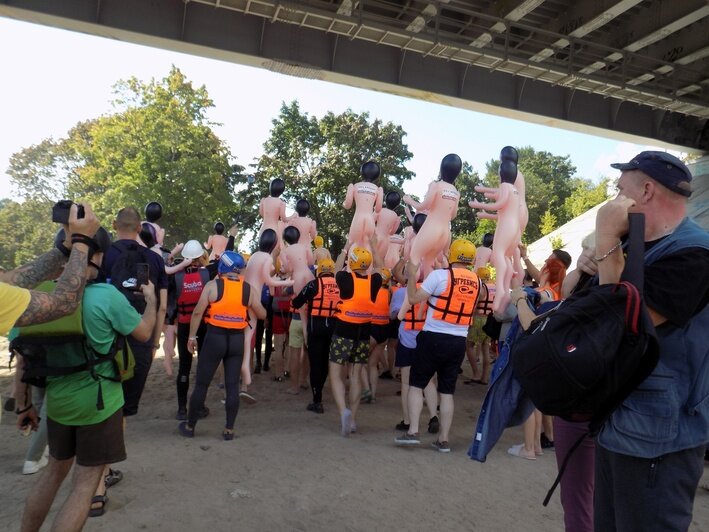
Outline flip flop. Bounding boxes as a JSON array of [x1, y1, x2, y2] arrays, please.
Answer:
[[104, 468, 123, 488], [88, 494, 108, 517], [239, 391, 257, 404], [507, 444, 536, 460]]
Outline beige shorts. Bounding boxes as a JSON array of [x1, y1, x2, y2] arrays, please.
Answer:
[[288, 317, 304, 348]]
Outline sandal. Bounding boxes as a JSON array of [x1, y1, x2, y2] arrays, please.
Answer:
[[104, 468, 123, 488], [223, 430, 235, 441], [88, 494, 108, 517], [273, 376, 285, 383]]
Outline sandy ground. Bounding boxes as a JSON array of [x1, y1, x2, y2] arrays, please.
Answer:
[[1, 336, 708, 532]]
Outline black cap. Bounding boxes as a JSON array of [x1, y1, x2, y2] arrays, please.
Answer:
[[611, 151, 692, 197]]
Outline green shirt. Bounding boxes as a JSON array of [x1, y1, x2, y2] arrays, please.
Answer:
[[47, 283, 142, 425]]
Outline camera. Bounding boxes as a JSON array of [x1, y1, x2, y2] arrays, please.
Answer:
[[52, 200, 85, 225]]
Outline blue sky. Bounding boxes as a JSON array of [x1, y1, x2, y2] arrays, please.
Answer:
[[0, 17, 665, 204]]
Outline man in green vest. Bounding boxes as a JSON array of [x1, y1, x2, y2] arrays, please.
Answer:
[[14, 236, 157, 531]]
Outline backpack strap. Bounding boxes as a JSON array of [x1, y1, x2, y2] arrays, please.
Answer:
[[542, 430, 590, 506], [619, 213, 645, 292]]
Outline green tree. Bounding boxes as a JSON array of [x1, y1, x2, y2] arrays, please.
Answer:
[[564, 178, 611, 218], [0, 198, 55, 270], [7, 66, 241, 248], [540, 210, 557, 236], [251, 102, 414, 255]]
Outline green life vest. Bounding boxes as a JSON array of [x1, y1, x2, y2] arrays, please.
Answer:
[[9, 281, 136, 410]]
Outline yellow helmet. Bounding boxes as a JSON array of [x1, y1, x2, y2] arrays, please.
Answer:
[[476, 266, 491, 281], [448, 239, 476, 265], [380, 267, 392, 286], [317, 258, 335, 276], [314, 235, 324, 248], [348, 247, 372, 271]]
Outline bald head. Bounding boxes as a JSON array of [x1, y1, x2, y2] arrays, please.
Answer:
[[114, 207, 141, 236]]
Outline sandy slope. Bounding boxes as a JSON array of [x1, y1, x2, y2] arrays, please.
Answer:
[[1, 338, 707, 532]]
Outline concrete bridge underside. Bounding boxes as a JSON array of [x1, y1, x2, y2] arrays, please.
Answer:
[[1, 0, 708, 152]]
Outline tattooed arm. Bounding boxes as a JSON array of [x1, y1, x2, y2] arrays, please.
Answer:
[[13, 243, 90, 327], [12, 202, 100, 327], [0, 248, 67, 289]]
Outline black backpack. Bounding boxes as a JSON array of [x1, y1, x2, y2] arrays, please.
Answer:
[[108, 241, 156, 313], [510, 213, 659, 505]]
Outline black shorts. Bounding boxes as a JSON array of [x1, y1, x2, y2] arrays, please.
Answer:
[[409, 331, 466, 395], [395, 343, 416, 368], [387, 319, 400, 339], [47, 408, 126, 467], [370, 324, 388, 344]]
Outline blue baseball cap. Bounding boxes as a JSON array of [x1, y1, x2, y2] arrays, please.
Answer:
[[611, 151, 692, 197]]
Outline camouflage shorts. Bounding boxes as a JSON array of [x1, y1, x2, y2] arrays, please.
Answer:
[[329, 335, 370, 365]]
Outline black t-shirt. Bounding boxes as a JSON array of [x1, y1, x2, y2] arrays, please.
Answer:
[[643, 244, 709, 330]]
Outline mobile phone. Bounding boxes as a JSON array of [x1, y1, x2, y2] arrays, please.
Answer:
[[136, 263, 150, 287]]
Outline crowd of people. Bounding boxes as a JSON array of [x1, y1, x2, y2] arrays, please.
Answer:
[[1, 150, 708, 532]]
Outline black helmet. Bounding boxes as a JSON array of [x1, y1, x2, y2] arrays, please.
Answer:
[[144, 201, 162, 222], [360, 161, 380, 182], [499, 160, 517, 184], [282, 225, 300, 245], [440, 154, 462, 184], [385, 191, 401, 210], [412, 213, 427, 234], [295, 199, 310, 216], [270, 178, 285, 197], [259, 229, 278, 253]]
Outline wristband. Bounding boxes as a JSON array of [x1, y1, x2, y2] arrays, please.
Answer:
[[15, 404, 33, 415], [514, 297, 526, 306], [188, 336, 197, 341], [71, 233, 99, 251]]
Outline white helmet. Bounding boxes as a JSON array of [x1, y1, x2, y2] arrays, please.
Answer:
[[182, 240, 204, 260]]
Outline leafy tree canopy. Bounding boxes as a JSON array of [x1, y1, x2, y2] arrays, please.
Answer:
[[244, 101, 415, 255], [6, 66, 241, 260]]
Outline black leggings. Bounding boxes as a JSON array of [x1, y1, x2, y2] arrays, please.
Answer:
[[254, 318, 272, 367], [188, 325, 244, 430], [307, 317, 335, 404], [176, 321, 206, 411]]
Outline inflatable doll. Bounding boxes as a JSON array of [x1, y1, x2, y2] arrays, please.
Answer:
[[402, 153, 461, 279], [313, 235, 332, 264], [280, 226, 315, 345], [374, 191, 402, 262], [285, 198, 318, 253], [343, 161, 384, 250], [204, 221, 229, 261], [259, 178, 287, 243], [144, 201, 165, 247]]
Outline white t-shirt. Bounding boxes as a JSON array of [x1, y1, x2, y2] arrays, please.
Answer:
[[421, 269, 469, 337]]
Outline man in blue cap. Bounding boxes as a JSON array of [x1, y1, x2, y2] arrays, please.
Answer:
[[592, 150, 709, 531]]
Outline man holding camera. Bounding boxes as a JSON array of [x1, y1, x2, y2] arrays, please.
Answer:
[[0, 203, 100, 336], [15, 229, 157, 531]]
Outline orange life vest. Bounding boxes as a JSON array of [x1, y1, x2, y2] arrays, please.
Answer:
[[336, 273, 374, 324], [403, 282, 428, 331], [538, 283, 561, 301], [310, 275, 341, 318], [475, 282, 496, 316], [429, 267, 480, 326], [370, 286, 391, 325], [204, 277, 248, 329]]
